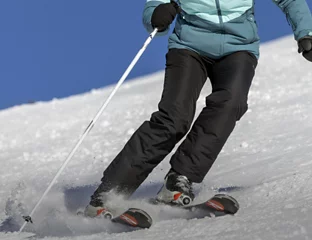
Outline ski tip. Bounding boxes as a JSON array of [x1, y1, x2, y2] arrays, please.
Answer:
[[211, 194, 239, 214], [113, 208, 152, 229]]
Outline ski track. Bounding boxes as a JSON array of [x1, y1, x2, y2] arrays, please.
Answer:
[[1, 36, 312, 239]]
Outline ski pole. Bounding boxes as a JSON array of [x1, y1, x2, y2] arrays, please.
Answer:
[[18, 28, 158, 234]]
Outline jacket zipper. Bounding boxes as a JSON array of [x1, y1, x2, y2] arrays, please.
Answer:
[[215, 0, 224, 55]]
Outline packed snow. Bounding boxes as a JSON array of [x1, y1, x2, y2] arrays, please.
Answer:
[[1, 35, 312, 240]]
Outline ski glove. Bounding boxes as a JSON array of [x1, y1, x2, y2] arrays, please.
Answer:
[[151, 0, 180, 32], [298, 36, 312, 62]]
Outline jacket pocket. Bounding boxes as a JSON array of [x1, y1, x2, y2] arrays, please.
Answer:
[[247, 16, 258, 43]]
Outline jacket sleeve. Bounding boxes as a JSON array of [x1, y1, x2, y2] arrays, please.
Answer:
[[143, 0, 171, 36], [272, 0, 312, 40]]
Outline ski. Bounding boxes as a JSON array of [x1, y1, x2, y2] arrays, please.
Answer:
[[77, 207, 152, 231], [182, 194, 239, 219], [151, 193, 239, 220], [112, 208, 152, 229]]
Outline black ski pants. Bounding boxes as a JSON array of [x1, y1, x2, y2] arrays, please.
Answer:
[[92, 48, 257, 201]]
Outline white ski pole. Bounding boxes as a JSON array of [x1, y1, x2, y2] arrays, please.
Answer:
[[19, 28, 158, 234]]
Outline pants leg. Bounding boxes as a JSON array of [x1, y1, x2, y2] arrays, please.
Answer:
[[91, 49, 208, 202], [170, 51, 258, 183]]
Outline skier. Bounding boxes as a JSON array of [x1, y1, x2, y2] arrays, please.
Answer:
[[85, 0, 312, 217]]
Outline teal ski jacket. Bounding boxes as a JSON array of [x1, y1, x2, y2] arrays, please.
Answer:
[[143, 0, 312, 59]]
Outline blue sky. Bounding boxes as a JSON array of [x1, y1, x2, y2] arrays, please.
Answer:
[[0, 1, 311, 110]]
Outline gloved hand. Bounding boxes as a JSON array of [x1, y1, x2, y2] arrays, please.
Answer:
[[151, 0, 180, 32], [298, 36, 312, 62]]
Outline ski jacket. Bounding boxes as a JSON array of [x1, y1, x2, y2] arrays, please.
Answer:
[[143, 0, 312, 59]]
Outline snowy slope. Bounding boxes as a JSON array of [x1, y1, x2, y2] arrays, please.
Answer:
[[1, 35, 312, 240]]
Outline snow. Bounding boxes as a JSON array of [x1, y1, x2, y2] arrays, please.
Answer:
[[1, 35, 312, 239]]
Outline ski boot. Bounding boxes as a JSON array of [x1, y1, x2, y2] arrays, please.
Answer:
[[156, 169, 194, 206], [83, 204, 115, 219], [82, 194, 116, 219]]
